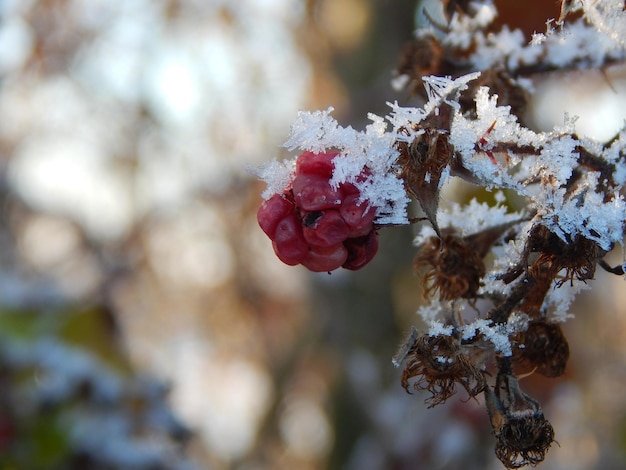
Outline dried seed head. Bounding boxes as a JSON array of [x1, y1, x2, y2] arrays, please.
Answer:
[[401, 333, 485, 407], [485, 365, 555, 468], [414, 233, 486, 301], [555, 235, 600, 286], [396, 35, 444, 95], [503, 225, 602, 289], [510, 225, 603, 315], [494, 414, 555, 469], [526, 226, 600, 285], [512, 319, 569, 377], [396, 129, 455, 236]]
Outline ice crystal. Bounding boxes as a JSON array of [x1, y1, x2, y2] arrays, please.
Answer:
[[439, 0, 626, 74], [254, 159, 294, 200], [460, 316, 528, 357], [283, 107, 345, 153], [421, 72, 482, 115], [255, 107, 412, 225], [543, 274, 592, 321], [427, 321, 454, 337], [414, 196, 525, 244], [417, 300, 447, 325], [582, 0, 626, 48], [534, 172, 626, 251]]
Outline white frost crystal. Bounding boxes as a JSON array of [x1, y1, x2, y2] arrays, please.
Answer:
[[280, 107, 411, 225]]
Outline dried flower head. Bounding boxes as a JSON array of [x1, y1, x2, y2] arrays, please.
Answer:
[[526, 225, 601, 286], [396, 34, 444, 96], [485, 363, 555, 468], [396, 129, 455, 236], [507, 225, 603, 316], [494, 413, 555, 469], [414, 233, 486, 301], [400, 332, 485, 407], [512, 319, 570, 377]]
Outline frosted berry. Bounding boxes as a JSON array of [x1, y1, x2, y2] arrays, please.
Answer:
[[257, 150, 380, 272], [343, 232, 379, 270], [340, 193, 376, 237], [292, 174, 343, 210], [302, 209, 350, 247], [295, 150, 337, 178], [272, 212, 309, 265], [257, 194, 293, 238], [301, 243, 348, 272]]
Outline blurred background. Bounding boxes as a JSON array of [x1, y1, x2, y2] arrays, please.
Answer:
[[0, 0, 625, 469]]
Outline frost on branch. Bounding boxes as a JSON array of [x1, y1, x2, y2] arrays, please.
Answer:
[[256, 0, 626, 467], [387, 1, 626, 468]]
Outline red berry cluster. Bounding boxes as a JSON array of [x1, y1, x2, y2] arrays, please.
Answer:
[[257, 150, 379, 272]]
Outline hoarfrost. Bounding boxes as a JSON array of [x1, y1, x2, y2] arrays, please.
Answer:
[[460, 318, 520, 357], [450, 86, 538, 190], [435, 355, 454, 364], [444, 3, 498, 49], [421, 73, 481, 116], [427, 321, 454, 337], [414, 195, 525, 245], [329, 113, 410, 225], [417, 300, 446, 325], [533, 136, 579, 185], [253, 159, 294, 200], [543, 274, 592, 321], [535, 172, 626, 251], [440, 0, 626, 73], [582, 0, 626, 48], [283, 107, 344, 153], [258, 107, 411, 224]]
